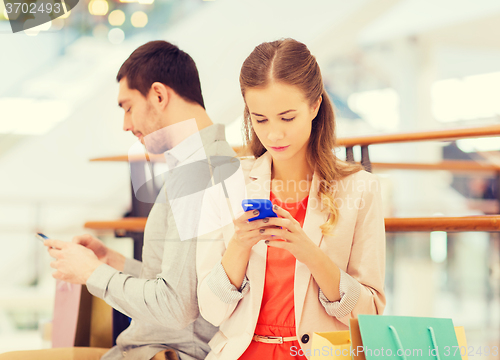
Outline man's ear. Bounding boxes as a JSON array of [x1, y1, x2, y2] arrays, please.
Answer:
[[149, 82, 170, 110]]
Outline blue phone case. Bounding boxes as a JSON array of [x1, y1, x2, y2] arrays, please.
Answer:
[[242, 199, 277, 221]]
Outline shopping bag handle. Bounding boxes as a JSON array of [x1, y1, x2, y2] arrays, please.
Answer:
[[428, 326, 441, 360], [388, 326, 441, 360], [388, 325, 408, 360]]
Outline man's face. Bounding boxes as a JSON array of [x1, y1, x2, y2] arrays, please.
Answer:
[[118, 78, 165, 153]]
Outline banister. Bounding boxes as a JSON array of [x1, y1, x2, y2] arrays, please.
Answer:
[[337, 124, 500, 147], [84, 215, 500, 233], [371, 160, 500, 173]]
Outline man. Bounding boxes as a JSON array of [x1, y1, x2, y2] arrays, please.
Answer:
[[0, 41, 235, 360]]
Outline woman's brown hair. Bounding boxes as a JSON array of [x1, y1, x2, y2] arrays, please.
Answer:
[[239, 38, 363, 235]]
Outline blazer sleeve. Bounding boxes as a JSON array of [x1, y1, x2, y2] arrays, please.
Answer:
[[318, 173, 386, 325], [196, 181, 248, 327]]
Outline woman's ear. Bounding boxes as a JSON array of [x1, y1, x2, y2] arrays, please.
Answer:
[[149, 82, 169, 110], [312, 95, 322, 119]]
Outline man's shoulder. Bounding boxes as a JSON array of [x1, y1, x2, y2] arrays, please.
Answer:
[[206, 139, 237, 157]]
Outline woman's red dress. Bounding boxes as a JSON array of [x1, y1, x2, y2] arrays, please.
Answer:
[[239, 191, 309, 359]]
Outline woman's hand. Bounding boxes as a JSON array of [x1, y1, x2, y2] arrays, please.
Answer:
[[221, 209, 278, 289], [229, 209, 279, 251], [262, 204, 320, 265]]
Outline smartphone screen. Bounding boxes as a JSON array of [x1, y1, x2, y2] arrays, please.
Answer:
[[36, 233, 49, 242]]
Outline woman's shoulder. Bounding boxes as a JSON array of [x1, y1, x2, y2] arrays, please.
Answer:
[[237, 155, 257, 176]]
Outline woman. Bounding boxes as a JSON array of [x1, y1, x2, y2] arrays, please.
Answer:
[[196, 38, 386, 360]]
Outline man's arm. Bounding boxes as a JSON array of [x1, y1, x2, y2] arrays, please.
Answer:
[[85, 189, 201, 330], [86, 237, 199, 330]]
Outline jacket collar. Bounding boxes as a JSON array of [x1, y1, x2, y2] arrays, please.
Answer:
[[245, 151, 330, 327]]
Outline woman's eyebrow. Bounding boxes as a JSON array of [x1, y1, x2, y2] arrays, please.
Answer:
[[251, 109, 296, 117]]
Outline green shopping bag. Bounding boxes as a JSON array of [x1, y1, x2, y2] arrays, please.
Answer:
[[351, 315, 462, 360]]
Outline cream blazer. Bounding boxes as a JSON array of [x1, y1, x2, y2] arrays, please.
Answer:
[[196, 151, 386, 360]]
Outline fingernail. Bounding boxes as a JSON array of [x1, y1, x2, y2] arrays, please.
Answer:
[[259, 229, 265, 233], [273, 205, 278, 211], [265, 240, 269, 245], [253, 210, 259, 215], [263, 218, 269, 223]]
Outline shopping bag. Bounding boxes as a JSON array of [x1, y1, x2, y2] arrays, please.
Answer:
[[351, 319, 468, 360], [350, 315, 463, 360], [453, 327, 469, 360], [52, 281, 92, 347], [310, 330, 351, 360]]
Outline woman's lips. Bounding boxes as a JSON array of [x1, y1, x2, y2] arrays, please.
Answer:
[[270, 145, 290, 152]]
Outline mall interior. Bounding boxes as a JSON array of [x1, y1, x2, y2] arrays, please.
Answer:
[[1, 0, 500, 357]]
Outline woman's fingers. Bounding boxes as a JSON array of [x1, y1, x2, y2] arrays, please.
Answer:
[[259, 227, 291, 241]]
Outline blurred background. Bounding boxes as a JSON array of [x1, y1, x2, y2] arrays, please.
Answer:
[[1, 0, 500, 355]]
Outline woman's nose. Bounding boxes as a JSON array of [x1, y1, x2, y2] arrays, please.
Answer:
[[267, 126, 285, 142]]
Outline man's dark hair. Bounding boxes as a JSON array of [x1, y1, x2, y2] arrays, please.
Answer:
[[117, 40, 205, 108]]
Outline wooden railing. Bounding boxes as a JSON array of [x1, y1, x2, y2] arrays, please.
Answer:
[[84, 216, 500, 233], [337, 124, 500, 147], [371, 160, 500, 173]]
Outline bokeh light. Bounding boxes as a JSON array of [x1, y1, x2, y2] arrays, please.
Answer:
[[88, 0, 109, 16], [0, 0, 6, 20], [108, 27, 125, 44], [108, 10, 125, 26], [131, 11, 148, 28]]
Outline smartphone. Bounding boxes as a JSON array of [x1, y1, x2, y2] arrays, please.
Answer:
[[242, 199, 277, 222], [36, 232, 49, 243]]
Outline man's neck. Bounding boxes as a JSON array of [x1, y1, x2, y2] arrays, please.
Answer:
[[163, 103, 214, 149]]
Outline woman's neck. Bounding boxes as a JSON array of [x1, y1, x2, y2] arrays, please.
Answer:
[[271, 151, 314, 185]]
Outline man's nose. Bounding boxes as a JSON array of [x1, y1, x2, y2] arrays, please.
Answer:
[[123, 115, 132, 132]]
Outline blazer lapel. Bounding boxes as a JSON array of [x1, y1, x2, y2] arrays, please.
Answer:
[[294, 171, 330, 328], [245, 152, 272, 317]]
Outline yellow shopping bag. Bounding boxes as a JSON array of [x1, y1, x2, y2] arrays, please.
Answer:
[[310, 330, 351, 360]]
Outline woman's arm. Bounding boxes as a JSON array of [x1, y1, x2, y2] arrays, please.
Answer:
[[221, 211, 274, 288], [196, 185, 274, 326]]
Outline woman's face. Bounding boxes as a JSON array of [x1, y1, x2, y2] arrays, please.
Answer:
[[245, 82, 321, 163]]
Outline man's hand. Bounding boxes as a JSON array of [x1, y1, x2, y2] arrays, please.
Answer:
[[72, 234, 126, 271], [72, 234, 108, 260], [45, 239, 103, 284]]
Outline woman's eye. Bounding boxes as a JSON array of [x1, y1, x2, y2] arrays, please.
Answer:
[[282, 117, 295, 122], [127, 108, 131, 113], [256, 119, 267, 123]]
